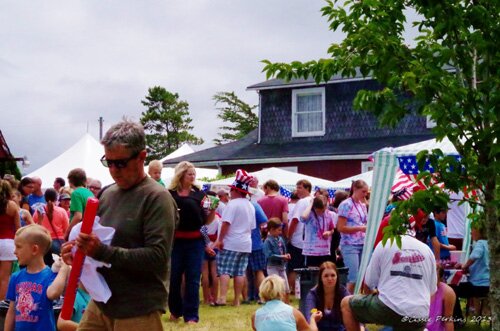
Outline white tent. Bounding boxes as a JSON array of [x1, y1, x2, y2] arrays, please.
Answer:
[[26, 134, 115, 187], [331, 170, 373, 190], [207, 167, 338, 189], [145, 143, 195, 175], [159, 143, 194, 162], [355, 137, 473, 293]]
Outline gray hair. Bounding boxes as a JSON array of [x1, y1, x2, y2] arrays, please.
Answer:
[[101, 119, 146, 155]]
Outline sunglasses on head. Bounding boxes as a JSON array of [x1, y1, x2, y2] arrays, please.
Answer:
[[100, 152, 140, 169]]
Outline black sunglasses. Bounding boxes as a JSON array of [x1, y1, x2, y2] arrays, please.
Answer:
[[100, 152, 139, 169]]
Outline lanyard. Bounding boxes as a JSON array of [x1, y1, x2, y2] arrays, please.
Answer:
[[312, 209, 327, 239], [351, 198, 366, 224]]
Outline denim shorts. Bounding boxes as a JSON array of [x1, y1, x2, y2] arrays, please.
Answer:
[[248, 249, 266, 271], [340, 244, 363, 284]]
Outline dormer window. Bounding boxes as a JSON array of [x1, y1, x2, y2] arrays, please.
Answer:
[[292, 87, 325, 137]]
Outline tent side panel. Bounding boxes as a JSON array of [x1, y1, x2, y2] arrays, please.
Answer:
[[355, 150, 398, 293]]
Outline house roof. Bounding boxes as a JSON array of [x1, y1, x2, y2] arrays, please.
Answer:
[[247, 70, 366, 91], [247, 65, 456, 91], [162, 129, 435, 167]]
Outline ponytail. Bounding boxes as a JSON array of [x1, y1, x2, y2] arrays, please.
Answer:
[[47, 201, 54, 222], [348, 181, 355, 197], [43, 188, 58, 222]]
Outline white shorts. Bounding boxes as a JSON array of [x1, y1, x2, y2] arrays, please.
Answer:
[[0, 239, 16, 261], [267, 266, 290, 293]]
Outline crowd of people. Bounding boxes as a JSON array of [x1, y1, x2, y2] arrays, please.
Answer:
[[0, 119, 491, 331]]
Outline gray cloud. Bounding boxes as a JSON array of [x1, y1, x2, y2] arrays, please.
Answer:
[[1, 0, 341, 172]]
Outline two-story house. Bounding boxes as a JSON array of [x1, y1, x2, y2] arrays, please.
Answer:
[[163, 74, 434, 181]]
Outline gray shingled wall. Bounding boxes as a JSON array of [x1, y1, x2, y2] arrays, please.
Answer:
[[259, 79, 428, 144]]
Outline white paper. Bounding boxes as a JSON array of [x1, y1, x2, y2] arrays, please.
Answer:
[[69, 217, 115, 303]]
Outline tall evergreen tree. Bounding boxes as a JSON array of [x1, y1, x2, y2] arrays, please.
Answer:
[[213, 91, 258, 145], [140, 86, 203, 161]]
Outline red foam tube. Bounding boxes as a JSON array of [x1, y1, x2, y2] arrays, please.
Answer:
[[60, 197, 99, 320]]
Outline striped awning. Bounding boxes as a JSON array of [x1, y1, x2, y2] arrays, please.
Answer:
[[355, 138, 474, 293]]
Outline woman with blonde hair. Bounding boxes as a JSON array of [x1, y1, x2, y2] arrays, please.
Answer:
[[0, 179, 20, 299], [252, 275, 322, 331], [168, 161, 215, 324]]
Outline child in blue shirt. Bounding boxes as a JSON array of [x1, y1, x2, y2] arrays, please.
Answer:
[[430, 207, 456, 261], [5, 224, 70, 331], [453, 220, 490, 321]]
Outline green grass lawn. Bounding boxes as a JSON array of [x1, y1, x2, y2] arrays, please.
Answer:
[[161, 291, 492, 330]]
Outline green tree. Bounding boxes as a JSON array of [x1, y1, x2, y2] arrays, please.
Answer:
[[213, 91, 258, 145], [140, 86, 203, 161], [263, 0, 499, 325], [0, 160, 21, 180]]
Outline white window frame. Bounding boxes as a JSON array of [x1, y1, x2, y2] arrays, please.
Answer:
[[426, 115, 436, 128], [292, 87, 326, 137]]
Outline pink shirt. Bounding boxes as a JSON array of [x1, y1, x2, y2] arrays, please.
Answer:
[[34, 206, 69, 240], [258, 195, 289, 219]]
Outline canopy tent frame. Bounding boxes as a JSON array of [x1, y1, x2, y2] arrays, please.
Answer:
[[355, 139, 474, 293]]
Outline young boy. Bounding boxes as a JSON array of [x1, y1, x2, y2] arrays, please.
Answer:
[[148, 160, 166, 187], [263, 218, 291, 302], [4, 224, 70, 331]]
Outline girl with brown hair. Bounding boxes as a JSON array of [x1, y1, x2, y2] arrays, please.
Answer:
[[34, 188, 69, 259], [304, 261, 349, 331]]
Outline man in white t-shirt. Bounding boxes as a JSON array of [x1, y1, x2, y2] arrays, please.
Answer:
[[341, 216, 437, 331], [286, 179, 313, 294], [214, 169, 256, 306]]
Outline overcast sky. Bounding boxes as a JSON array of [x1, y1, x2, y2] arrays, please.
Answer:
[[1, 0, 344, 173]]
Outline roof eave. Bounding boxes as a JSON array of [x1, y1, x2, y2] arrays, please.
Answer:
[[247, 76, 372, 91], [164, 153, 371, 167]]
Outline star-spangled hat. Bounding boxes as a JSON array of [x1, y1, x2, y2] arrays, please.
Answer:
[[230, 169, 253, 195]]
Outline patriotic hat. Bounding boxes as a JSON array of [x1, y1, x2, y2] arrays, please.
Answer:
[[230, 169, 253, 195], [408, 209, 427, 231]]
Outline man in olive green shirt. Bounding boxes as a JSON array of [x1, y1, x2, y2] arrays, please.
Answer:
[[62, 120, 177, 331]]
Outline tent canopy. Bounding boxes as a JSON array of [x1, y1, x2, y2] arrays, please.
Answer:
[[146, 144, 218, 185], [159, 143, 194, 162], [28, 136, 217, 189], [331, 170, 373, 191], [356, 137, 472, 293], [26, 134, 115, 187], [208, 167, 338, 189]]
